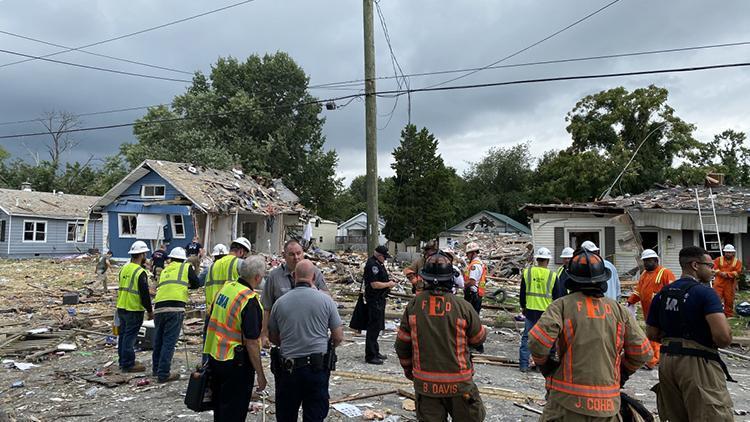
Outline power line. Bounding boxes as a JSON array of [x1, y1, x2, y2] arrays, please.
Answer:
[[0, 30, 193, 75], [0, 0, 257, 69], [1, 60, 749, 140], [3, 39, 750, 127], [374, 0, 409, 129], [424, 0, 623, 89], [0, 48, 193, 82], [311, 40, 750, 89]]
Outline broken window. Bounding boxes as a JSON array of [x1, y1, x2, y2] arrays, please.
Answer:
[[23, 220, 46, 242], [141, 185, 166, 198], [568, 231, 600, 250], [119, 214, 137, 238], [639, 231, 659, 255], [67, 222, 86, 243], [171, 215, 185, 239]]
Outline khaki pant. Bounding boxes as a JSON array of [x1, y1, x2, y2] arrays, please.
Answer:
[[540, 400, 621, 422], [415, 384, 485, 422], [96, 272, 107, 291], [655, 339, 734, 421]]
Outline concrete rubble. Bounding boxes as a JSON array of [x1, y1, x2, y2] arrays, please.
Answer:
[[0, 255, 748, 421]]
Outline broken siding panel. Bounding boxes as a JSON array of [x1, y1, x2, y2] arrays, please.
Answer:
[[8, 217, 101, 257]]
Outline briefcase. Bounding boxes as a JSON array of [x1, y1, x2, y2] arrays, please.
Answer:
[[184, 364, 214, 412], [349, 292, 369, 331]]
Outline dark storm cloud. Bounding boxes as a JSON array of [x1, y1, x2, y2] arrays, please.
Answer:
[[1, 0, 750, 183]]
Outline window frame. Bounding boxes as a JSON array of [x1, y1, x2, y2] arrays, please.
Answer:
[[565, 228, 603, 252], [140, 185, 166, 199], [22, 219, 47, 243], [119, 214, 138, 238], [171, 214, 186, 239], [0, 220, 6, 242], [66, 221, 87, 243]]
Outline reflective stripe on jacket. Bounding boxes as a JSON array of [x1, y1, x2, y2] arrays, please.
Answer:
[[116, 262, 146, 311], [525, 266, 556, 311], [203, 281, 262, 361], [205, 255, 239, 308], [463, 258, 488, 297], [154, 261, 191, 304]]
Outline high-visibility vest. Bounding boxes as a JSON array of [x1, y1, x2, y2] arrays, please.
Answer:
[[116, 262, 146, 311], [463, 258, 488, 297], [203, 281, 262, 361], [154, 261, 191, 304], [205, 255, 240, 308], [556, 266, 565, 279], [525, 266, 556, 311]]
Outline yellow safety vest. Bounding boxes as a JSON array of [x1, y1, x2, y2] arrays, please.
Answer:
[[203, 281, 262, 361], [154, 261, 191, 304], [525, 266, 556, 311], [463, 258, 488, 296], [116, 262, 146, 312], [205, 255, 240, 308]]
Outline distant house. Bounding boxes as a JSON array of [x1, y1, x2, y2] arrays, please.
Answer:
[[336, 212, 386, 251], [522, 184, 750, 277], [91, 160, 306, 259], [304, 217, 338, 251], [438, 210, 530, 249], [0, 185, 102, 258]]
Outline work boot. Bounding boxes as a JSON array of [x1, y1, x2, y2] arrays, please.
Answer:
[[157, 373, 180, 383], [366, 357, 384, 365], [122, 361, 146, 373], [377, 353, 388, 360]]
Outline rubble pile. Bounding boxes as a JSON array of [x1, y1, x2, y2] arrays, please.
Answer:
[[462, 232, 533, 278]]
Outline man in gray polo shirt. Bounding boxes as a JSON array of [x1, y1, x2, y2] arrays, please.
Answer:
[[261, 239, 329, 347], [268, 259, 343, 422]]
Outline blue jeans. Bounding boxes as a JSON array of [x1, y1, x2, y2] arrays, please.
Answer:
[[117, 309, 144, 370], [152, 311, 184, 380], [275, 366, 330, 422], [519, 314, 540, 369]]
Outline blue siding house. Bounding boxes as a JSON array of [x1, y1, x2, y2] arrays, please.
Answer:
[[92, 160, 304, 259], [0, 186, 102, 258]]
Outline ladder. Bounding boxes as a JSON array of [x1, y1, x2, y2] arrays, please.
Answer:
[[695, 187, 723, 257]]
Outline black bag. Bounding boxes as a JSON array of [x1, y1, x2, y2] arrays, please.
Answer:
[[349, 278, 369, 330], [184, 364, 214, 412]]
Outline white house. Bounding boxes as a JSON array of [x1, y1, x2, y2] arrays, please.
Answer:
[[522, 185, 749, 278], [336, 212, 386, 251], [306, 217, 338, 251], [438, 210, 530, 249]]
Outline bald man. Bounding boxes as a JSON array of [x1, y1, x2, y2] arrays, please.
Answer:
[[268, 259, 344, 422]]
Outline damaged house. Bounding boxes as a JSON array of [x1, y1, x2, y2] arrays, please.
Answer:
[[438, 210, 530, 249], [0, 184, 102, 258], [522, 185, 750, 276], [92, 160, 306, 259]]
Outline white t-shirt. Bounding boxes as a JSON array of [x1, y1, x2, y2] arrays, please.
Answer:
[[452, 265, 465, 294], [467, 262, 483, 293]]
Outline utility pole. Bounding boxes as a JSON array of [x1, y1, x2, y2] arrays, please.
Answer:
[[363, 0, 379, 256]]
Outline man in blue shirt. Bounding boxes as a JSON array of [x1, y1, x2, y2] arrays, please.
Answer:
[[646, 246, 734, 421], [581, 241, 620, 301]]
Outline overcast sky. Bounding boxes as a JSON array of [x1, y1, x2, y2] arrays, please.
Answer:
[[1, 0, 750, 185]]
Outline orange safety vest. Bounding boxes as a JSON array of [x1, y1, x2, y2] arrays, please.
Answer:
[[463, 258, 488, 297], [714, 256, 742, 284], [203, 281, 261, 361]]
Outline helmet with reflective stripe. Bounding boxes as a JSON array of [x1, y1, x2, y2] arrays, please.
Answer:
[[420, 251, 454, 289], [567, 249, 611, 284]]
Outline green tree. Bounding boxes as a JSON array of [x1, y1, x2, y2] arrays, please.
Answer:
[[382, 125, 459, 243], [566, 85, 698, 197], [463, 143, 533, 222], [531, 150, 616, 203], [121, 53, 341, 214], [668, 129, 750, 186], [328, 175, 394, 222]]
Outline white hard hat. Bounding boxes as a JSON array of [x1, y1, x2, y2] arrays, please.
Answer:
[[560, 247, 575, 259], [232, 237, 252, 252], [535, 247, 553, 260], [641, 249, 659, 260], [465, 242, 480, 254], [128, 240, 150, 255], [168, 247, 187, 261], [211, 244, 228, 256], [723, 244, 736, 253], [581, 241, 600, 252]]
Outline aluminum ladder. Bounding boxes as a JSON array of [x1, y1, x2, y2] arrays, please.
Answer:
[[695, 187, 723, 257]]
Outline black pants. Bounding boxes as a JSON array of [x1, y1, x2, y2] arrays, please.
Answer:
[[365, 295, 386, 360], [209, 357, 254, 422], [275, 365, 330, 422], [463, 291, 484, 353]]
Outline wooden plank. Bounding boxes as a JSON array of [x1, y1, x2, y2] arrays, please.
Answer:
[[329, 389, 398, 405]]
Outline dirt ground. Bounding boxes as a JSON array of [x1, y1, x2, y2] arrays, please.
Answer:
[[0, 258, 749, 421]]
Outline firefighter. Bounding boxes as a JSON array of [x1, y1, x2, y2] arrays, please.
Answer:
[[395, 251, 487, 421], [529, 249, 653, 421], [713, 244, 742, 317], [626, 249, 675, 368], [646, 246, 734, 421]]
